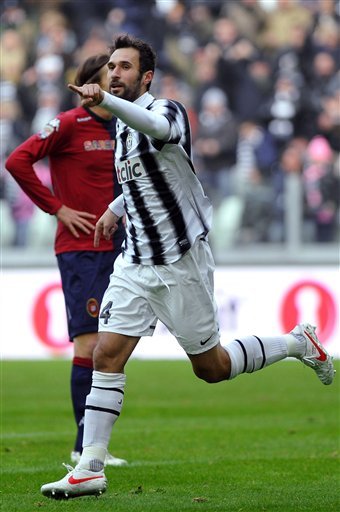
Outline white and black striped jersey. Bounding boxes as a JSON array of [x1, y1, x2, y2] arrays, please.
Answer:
[[113, 92, 212, 265]]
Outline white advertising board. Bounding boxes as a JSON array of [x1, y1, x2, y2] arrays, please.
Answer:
[[1, 267, 338, 359]]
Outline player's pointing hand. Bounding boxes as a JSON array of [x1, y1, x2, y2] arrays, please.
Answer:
[[94, 208, 119, 247], [68, 83, 104, 107]]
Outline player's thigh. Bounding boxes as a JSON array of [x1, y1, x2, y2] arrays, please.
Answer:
[[149, 239, 220, 355], [98, 254, 158, 338]]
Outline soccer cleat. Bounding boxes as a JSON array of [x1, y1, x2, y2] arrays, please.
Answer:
[[41, 463, 107, 499], [291, 323, 335, 385], [71, 450, 128, 467]]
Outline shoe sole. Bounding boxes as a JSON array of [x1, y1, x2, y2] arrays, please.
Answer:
[[42, 487, 106, 500]]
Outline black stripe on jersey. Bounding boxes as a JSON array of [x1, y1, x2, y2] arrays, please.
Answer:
[[172, 101, 192, 158], [125, 207, 141, 263], [236, 339, 247, 373], [119, 109, 165, 264], [163, 102, 181, 144], [147, 101, 180, 151], [85, 405, 121, 417], [137, 132, 190, 257], [127, 177, 166, 265], [253, 335, 266, 369], [120, 127, 129, 158], [153, 100, 196, 175]]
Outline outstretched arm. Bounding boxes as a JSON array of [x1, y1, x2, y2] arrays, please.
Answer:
[[68, 84, 170, 140]]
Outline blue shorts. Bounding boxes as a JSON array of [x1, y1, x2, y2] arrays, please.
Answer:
[[57, 249, 121, 341]]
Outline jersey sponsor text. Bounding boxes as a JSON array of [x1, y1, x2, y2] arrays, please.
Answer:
[[116, 157, 147, 184], [84, 140, 115, 151]]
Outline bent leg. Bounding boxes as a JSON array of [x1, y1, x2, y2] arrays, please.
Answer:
[[188, 331, 305, 383], [188, 343, 231, 383]]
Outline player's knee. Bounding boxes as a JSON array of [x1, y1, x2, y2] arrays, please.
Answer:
[[92, 343, 107, 370], [193, 366, 226, 384], [92, 341, 117, 371]]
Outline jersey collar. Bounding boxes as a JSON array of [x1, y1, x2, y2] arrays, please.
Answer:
[[134, 92, 154, 108]]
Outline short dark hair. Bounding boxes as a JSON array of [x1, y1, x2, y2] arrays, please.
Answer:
[[109, 34, 156, 89], [75, 54, 110, 86]]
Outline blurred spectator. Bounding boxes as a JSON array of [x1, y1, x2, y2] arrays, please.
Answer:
[[31, 86, 62, 134], [225, 55, 273, 122], [0, 29, 27, 84], [222, 0, 268, 46], [34, 9, 76, 63], [304, 51, 338, 135], [261, 74, 303, 145], [17, 53, 65, 129], [270, 138, 307, 242], [310, 13, 339, 60], [231, 120, 278, 243], [187, 3, 215, 47], [302, 136, 339, 242], [4, 174, 35, 247], [235, 120, 279, 180], [210, 120, 278, 247], [191, 45, 220, 110], [316, 85, 340, 152], [194, 87, 238, 204], [161, 1, 197, 82], [210, 17, 262, 116], [1, 0, 27, 30], [260, 0, 313, 55], [0, 81, 28, 155]]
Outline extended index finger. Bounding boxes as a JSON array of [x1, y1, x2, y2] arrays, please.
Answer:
[[94, 222, 103, 247], [68, 83, 82, 95]]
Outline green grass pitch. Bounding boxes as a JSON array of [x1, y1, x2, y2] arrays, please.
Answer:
[[2, 359, 339, 512]]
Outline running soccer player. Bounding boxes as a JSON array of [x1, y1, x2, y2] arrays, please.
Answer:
[[41, 34, 335, 499], [5, 54, 127, 467]]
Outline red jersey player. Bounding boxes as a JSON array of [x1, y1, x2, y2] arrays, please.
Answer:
[[5, 54, 127, 467]]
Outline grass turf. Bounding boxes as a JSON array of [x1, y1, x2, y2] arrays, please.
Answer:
[[1, 359, 339, 512]]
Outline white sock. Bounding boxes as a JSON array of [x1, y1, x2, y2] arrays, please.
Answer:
[[286, 332, 306, 357], [225, 334, 289, 380], [78, 371, 126, 470]]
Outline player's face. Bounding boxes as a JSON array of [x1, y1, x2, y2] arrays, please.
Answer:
[[99, 66, 110, 93], [107, 48, 152, 102]]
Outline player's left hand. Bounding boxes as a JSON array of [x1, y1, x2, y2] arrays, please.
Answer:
[[68, 83, 104, 107], [56, 205, 96, 238], [94, 208, 119, 247]]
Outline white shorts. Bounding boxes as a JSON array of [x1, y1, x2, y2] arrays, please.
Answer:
[[98, 238, 220, 355]]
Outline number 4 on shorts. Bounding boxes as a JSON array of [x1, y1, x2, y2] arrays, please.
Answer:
[[100, 301, 113, 324]]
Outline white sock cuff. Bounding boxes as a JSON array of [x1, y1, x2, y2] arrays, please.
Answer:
[[80, 445, 107, 468], [92, 371, 126, 388]]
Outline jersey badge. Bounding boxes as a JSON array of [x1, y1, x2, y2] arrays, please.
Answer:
[[77, 116, 92, 122], [38, 118, 60, 139], [126, 132, 133, 150]]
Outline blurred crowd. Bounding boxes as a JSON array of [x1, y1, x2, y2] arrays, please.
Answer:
[[1, 0, 339, 250]]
